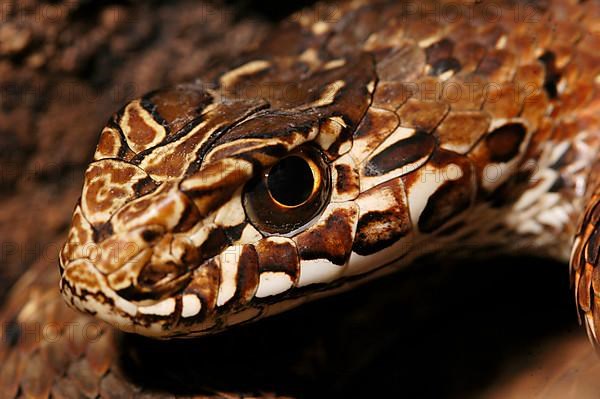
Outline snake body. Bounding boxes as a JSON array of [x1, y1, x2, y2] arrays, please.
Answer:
[[2, 1, 600, 396], [56, 0, 600, 341]]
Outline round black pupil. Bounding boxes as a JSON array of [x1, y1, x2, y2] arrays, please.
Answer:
[[267, 156, 314, 207]]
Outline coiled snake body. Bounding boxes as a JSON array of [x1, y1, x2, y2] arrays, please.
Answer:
[[3, 0, 600, 396]]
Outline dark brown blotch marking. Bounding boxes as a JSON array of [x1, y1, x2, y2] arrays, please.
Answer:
[[364, 130, 435, 177], [141, 227, 161, 243], [335, 164, 357, 194], [223, 223, 246, 243], [255, 239, 299, 279], [184, 259, 220, 314], [295, 207, 356, 265], [353, 210, 411, 255], [199, 228, 231, 263], [485, 123, 526, 163], [548, 175, 566, 192], [538, 51, 560, 99], [429, 58, 461, 76], [418, 179, 472, 233], [402, 148, 475, 233], [173, 202, 202, 233], [132, 176, 160, 197], [236, 244, 259, 304], [92, 222, 114, 243]]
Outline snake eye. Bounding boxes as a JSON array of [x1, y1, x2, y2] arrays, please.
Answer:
[[243, 146, 331, 235]]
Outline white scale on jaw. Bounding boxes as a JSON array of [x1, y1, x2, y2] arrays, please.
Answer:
[[181, 294, 202, 318], [138, 298, 176, 316], [216, 245, 242, 306], [255, 272, 294, 298]]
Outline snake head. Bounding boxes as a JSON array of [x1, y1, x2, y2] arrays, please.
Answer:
[[59, 55, 377, 337]]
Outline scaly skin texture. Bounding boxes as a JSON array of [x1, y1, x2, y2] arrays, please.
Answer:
[[58, 0, 600, 339], [1, 0, 600, 397]]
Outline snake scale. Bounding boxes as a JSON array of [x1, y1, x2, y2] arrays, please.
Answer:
[[2, 0, 600, 396]]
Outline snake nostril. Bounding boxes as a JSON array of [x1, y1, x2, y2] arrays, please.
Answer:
[[141, 229, 161, 242], [138, 262, 183, 288], [117, 261, 191, 301]]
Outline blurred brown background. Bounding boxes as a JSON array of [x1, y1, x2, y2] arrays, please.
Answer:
[[0, 1, 599, 397]]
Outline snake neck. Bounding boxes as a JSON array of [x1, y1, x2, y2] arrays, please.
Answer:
[[489, 133, 597, 262]]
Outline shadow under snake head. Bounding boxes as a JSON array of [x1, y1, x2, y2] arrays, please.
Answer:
[[59, 54, 378, 337]]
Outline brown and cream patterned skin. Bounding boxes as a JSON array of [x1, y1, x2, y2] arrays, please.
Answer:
[[56, 0, 600, 345]]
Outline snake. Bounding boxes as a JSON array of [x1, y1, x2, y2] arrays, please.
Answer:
[[2, 0, 600, 396]]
